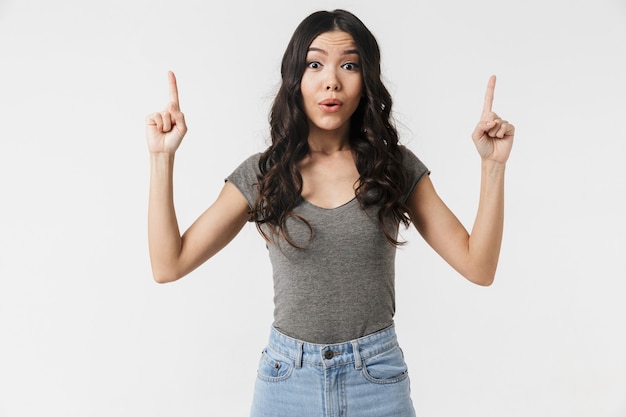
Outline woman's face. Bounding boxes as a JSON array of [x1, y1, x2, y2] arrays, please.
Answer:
[[300, 30, 363, 138]]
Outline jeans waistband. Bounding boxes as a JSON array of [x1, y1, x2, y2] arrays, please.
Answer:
[[266, 325, 399, 369]]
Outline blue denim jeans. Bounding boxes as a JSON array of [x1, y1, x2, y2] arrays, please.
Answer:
[[250, 324, 416, 417]]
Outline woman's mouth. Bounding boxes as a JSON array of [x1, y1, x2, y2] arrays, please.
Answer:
[[318, 98, 343, 113]]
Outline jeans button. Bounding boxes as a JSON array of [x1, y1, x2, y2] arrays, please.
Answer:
[[324, 350, 334, 360]]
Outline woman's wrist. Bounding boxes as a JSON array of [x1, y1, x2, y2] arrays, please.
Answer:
[[481, 158, 506, 174], [150, 151, 176, 164]]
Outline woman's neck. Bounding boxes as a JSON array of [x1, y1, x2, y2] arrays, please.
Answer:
[[306, 124, 351, 155]]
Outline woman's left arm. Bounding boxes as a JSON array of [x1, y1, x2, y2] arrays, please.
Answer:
[[407, 76, 515, 286]]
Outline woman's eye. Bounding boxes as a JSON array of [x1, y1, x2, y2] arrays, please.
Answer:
[[342, 62, 359, 71], [307, 61, 322, 69]]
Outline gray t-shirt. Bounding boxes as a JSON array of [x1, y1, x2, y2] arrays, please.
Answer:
[[227, 146, 429, 343]]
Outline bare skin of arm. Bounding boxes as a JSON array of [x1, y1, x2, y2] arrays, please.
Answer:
[[407, 76, 514, 286], [146, 72, 250, 283]]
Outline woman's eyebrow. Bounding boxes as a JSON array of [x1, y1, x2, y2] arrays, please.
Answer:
[[307, 47, 360, 56]]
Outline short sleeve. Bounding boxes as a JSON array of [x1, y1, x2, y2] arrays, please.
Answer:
[[400, 146, 430, 204], [225, 153, 262, 221]]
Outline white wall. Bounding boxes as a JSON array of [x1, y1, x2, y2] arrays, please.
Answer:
[[1, 0, 624, 416]]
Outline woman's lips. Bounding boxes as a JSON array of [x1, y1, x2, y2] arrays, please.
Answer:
[[318, 98, 343, 113]]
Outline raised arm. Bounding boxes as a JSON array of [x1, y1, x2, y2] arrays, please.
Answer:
[[146, 72, 250, 284], [408, 76, 515, 286]]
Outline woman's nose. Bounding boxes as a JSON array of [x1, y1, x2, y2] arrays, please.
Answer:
[[325, 70, 340, 90]]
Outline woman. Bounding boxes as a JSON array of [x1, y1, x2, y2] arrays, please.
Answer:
[[146, 9, 514, 417]]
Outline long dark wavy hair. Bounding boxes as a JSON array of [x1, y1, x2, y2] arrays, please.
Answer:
[[253, 9, 411, 247]]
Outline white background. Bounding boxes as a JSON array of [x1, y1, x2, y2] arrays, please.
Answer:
[[1, 0, 625, 416]]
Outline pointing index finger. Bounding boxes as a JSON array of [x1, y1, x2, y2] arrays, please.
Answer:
[[168, 71, 180, 108], [482, 75, 496, 117]]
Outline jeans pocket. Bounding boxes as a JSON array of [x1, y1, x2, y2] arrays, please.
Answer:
[[361, 346, 409, 384], [257, 347, 294, 382]]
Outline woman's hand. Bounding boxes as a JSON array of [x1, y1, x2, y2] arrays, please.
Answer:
[[146, 71, 188, 155], [471, 76, 515, 164]]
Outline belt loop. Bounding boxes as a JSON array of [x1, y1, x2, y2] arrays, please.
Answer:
[[351, 341, 362, 370], [295, 341, 303, 369]]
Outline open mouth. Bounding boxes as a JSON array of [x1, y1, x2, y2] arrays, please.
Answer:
[[319, 99, 342, 106], [319, 99, 343, 112]]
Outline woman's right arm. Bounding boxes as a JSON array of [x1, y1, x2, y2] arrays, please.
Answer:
[[146, 72, 250, 284]]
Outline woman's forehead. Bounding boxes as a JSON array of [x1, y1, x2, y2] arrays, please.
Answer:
[[308, 30, 358, 52]]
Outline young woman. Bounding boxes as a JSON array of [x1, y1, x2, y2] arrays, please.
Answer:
[[146, 9, 514, 417]]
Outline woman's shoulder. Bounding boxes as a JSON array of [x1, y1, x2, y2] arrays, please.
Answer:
[[226, 152, 264, 208], [229, 152, 263, 178], [239, 152, 263, 167], [397, 145, 430, 203], [226, 152, 263, 188], [398, 145, 428, 174]]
